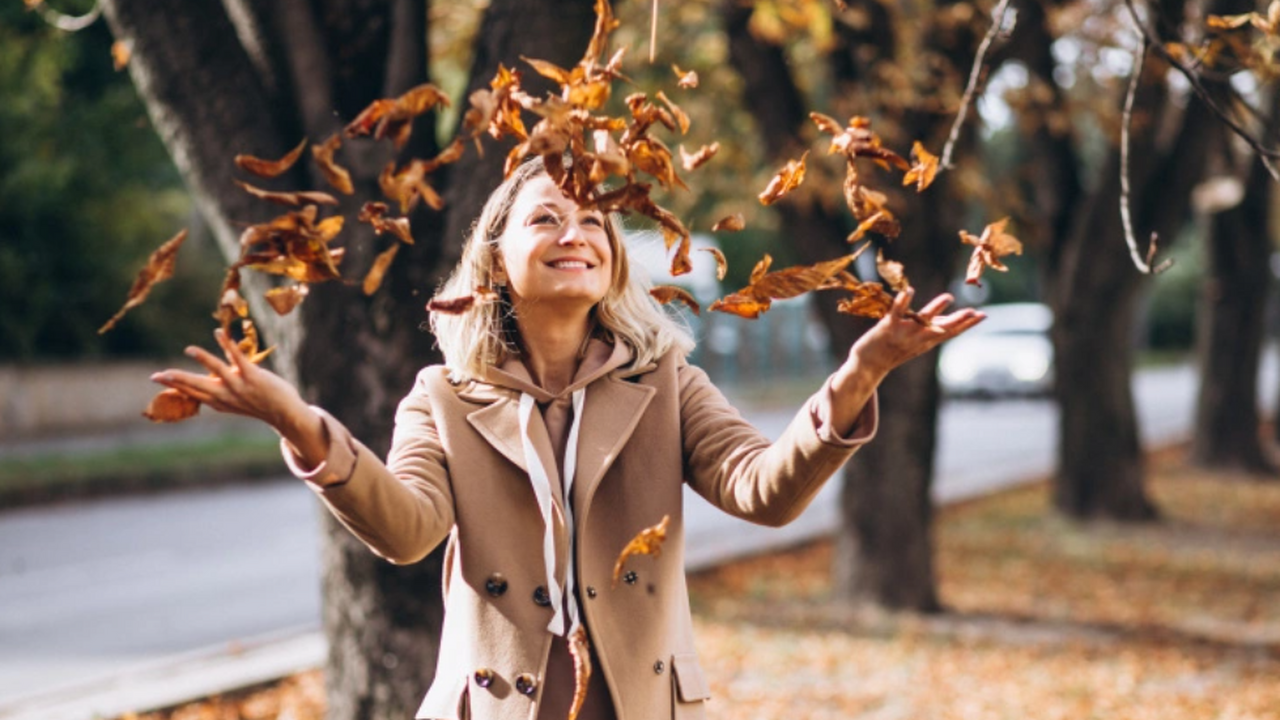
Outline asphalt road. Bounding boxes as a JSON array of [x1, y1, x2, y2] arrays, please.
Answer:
[[1, 357, 1274, 712]]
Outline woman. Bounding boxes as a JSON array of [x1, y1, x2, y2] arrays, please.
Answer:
[[152, 157, 984, 720]]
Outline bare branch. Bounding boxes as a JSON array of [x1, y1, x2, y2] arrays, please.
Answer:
[[940, 0, 1014, 170], [1121, 0, 1280, 181], [650, 0, 659, 64], [1119, 36, 1173, 275]]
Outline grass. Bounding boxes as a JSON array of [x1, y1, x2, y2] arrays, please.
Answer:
[[116, 446, 1280, 720], [0, 433, 285, 506]]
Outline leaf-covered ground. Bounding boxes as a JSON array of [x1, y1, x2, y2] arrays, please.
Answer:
[[123, 448, 1280, 720]]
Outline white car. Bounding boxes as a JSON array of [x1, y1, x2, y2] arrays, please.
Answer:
[[938, 303, 1054, 397]]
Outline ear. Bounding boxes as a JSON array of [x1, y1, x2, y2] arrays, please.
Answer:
[[491, 255, 508, 286]]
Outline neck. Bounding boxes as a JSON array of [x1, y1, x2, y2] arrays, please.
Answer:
[[514, 305, 594, 394]]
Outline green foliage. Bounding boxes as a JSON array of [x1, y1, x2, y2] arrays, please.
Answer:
[[0, 5, 218, 361]]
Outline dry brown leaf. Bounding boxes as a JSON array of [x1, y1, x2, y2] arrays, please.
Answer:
[[312, 134, 354, 195], [345, 84, 451, 150], [362, 244, 400, 296], [876, 250, 908, 292], [712, 213, 745, 232], [679, 142, 719, 172], [235, 138, 308, 179], [846, 211, 888, 244], [960, 217, 1023, 286], [902, 141, 939, 192], [700, 247, 728, 281], [111, 40, 131, 70], [426, 295, 477, 314], [99, 229, 188, 334], [567, 626, 592, 720], [612, 515, 670, 588], [655, 91, 690, 135], [758, 151, 809, 205], [708, 293, 772, 319], [749, 254, 773, 285], [835, 280, 895, 319], [672, 64, 699, 88], [264, 284, 309, 315], [143, 388, 201, 423], [650, 285, 700, 315], [234, 180, 339, 208], [358, 202, 414, 245]]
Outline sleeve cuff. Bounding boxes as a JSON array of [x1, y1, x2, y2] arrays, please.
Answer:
[[808, 377, 879, 448], [279, 406, 359, 488]]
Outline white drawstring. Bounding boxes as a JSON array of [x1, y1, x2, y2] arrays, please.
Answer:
[[517, 389, 586, 637]]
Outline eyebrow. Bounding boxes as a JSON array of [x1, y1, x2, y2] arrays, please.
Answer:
[[525, 203, 604, 221]]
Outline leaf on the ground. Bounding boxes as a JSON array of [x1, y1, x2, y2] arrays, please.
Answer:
[[876, 250, 908, 292], [264, 284, 309, 315], [143, 388, 201, 423], [758, 151, 809, 205], [960, 217, 1022, 286], [679, 142, 719, 171], [362, 244, 400, 296], [902, 141, 939, 192], [700, 246, 728, 281], [358, 202, 414, 245], [234, 180, 338, 208], [672, 64, 698, 88], [99, 229, 188, 334], [712, 213, 745, 232], [311, 134, 354, 195], [612, 515, 670, 588], [235, 138, 308, 179], [650, 285, 700, 314]]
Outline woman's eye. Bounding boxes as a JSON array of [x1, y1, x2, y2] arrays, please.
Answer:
[[530, 213, 559, 226], [582, 215, 604, 227]]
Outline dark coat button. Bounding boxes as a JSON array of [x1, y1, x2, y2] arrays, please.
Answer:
[[654, 660, 665, 674], [474, 668, 495, 688], [623, 570, 638, 585], [485, 574, 508, 597], [586, 585, 598, 598], [515, 673, 538, 696], [532, 585, 551, 607]]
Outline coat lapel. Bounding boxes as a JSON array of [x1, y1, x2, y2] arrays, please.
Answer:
[[573, 374, 656, 512], [465, 396, 527, 474]]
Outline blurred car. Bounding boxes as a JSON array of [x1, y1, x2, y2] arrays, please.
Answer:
[[938, 302, 1054, 397]]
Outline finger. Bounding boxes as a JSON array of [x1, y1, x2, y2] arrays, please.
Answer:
[[215, 328, 253, 374], [185, 345, 238, 386], [890, 286, 915, 319], [916, 293, 954, 321], [935, 310, 985, 337], [153, 368, 227, 399]]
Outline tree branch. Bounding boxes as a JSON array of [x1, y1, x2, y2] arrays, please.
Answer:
[[34, 0, 102, 31], [1119, 36, 1173, 275], [940, 0, 1015, 170]]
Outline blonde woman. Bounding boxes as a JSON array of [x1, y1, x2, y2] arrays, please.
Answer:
[[152, 156, 984, 720]]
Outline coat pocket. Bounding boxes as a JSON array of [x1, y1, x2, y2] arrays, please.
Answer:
[[671, 652, 711, 719], [415, 671, 470, 720]]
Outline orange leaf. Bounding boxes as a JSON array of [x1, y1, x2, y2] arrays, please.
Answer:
[[111, 40, 131, 70], [427, 295, 477, 314], [712, 213, 745, 232], [358, 202, 414, 245], [362, 243, 400, 296], [708, 293, 773, 319], [902, 141, 939, 192], [235, 138, 308, 179], [700, 247, 728, 281], [99, 229, 188, 334], [612, 515, 670, 588], [960, 217, 1023, 286], [311, 134, 354, 195], [758, 151, 808, 205], [836, 281, 895, 319], [264, 284, 309, 315], [567, 626, 593, 720], [672, 64, 699, 88], [650, 285, 700, 315], [679, 142, 719, 172], [143, 388, 201, 423], [234, 180, 338, 208], [876, 250, 908, 292]]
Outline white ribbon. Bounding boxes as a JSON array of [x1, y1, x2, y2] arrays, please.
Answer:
[[517, 389, 586, 637]]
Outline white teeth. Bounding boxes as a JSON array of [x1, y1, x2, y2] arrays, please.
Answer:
[[551, 261, 590, 269]]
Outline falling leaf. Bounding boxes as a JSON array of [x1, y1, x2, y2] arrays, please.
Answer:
[[712, 213, 745, 232], [312, 134, 354, 195], [99, 229, 188, 334], [612, 515, 670, 588], [679, 142, 719, 172], [835, 280, 895, 319], [672, 64, 698, 88], [362, 243, 400, 296], [876, 250, 908, 292], [358, 202, 415, 245], [751, 254, 856, 300], [960, 217, 1023, 286], [143, 388, 201, 423], [655, 91, 690, 134], [426, 295, 477, 314], [234, 180, 339, 208], [708, 293, 772, 319], [345, 84, 451, 150], [567, 626, 592, 720], [235, 138, 308, 179], [650, 285, 700, 314], [749, 254, 773, 284], [846, 211, 889, 244], [758, 151, 809, 205], [700, 247, 728, 281], [902, 141, 939, 192], [111, 40, 131, 70], [264, 284, 309, 315], [378, 141, 463, 213]]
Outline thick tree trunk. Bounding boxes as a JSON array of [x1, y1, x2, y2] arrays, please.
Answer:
[[1191, 93, 1280, 474]]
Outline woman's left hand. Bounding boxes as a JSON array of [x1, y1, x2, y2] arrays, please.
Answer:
[[848, 287, 985, 380]]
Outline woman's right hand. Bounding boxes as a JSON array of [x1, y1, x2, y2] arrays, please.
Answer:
[[150, 328, 329, 468]]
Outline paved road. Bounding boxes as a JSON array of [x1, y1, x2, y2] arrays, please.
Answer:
[[1, 356, 1275, 715]]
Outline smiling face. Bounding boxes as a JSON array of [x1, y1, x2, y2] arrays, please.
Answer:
[[496, 174, 615, 314]]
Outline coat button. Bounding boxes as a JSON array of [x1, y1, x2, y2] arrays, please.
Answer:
[[532, 585, 552, 607], [485, 574, 508, 597], [473, 668, 495, 688], [654, 660, 665, 674], [586, 585, 598, 598], [515, 673, 538, 696], [623, 570, 638, 585]]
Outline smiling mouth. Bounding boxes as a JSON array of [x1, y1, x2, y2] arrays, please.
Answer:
[[548, 260, 594, 269]]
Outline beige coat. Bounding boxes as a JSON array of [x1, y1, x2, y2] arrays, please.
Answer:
[[286, 344, 877, 720]]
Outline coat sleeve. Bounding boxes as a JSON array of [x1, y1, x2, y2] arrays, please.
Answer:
[[279, 369, 455, 565], [679, 361, 878, 527]]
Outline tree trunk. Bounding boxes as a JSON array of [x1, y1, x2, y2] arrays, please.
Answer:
[[1191, 91, 1280, 474]]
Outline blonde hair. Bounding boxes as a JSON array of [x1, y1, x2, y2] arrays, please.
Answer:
[[430, 157, 694, 381]]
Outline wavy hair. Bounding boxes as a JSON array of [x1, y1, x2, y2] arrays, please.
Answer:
[[430, 157, 694, 381]]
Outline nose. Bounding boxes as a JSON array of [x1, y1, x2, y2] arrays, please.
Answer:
[[557, 219, 588, 246]]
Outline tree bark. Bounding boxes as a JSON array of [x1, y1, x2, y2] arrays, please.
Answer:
[[1191, 90, 1280, 474]]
